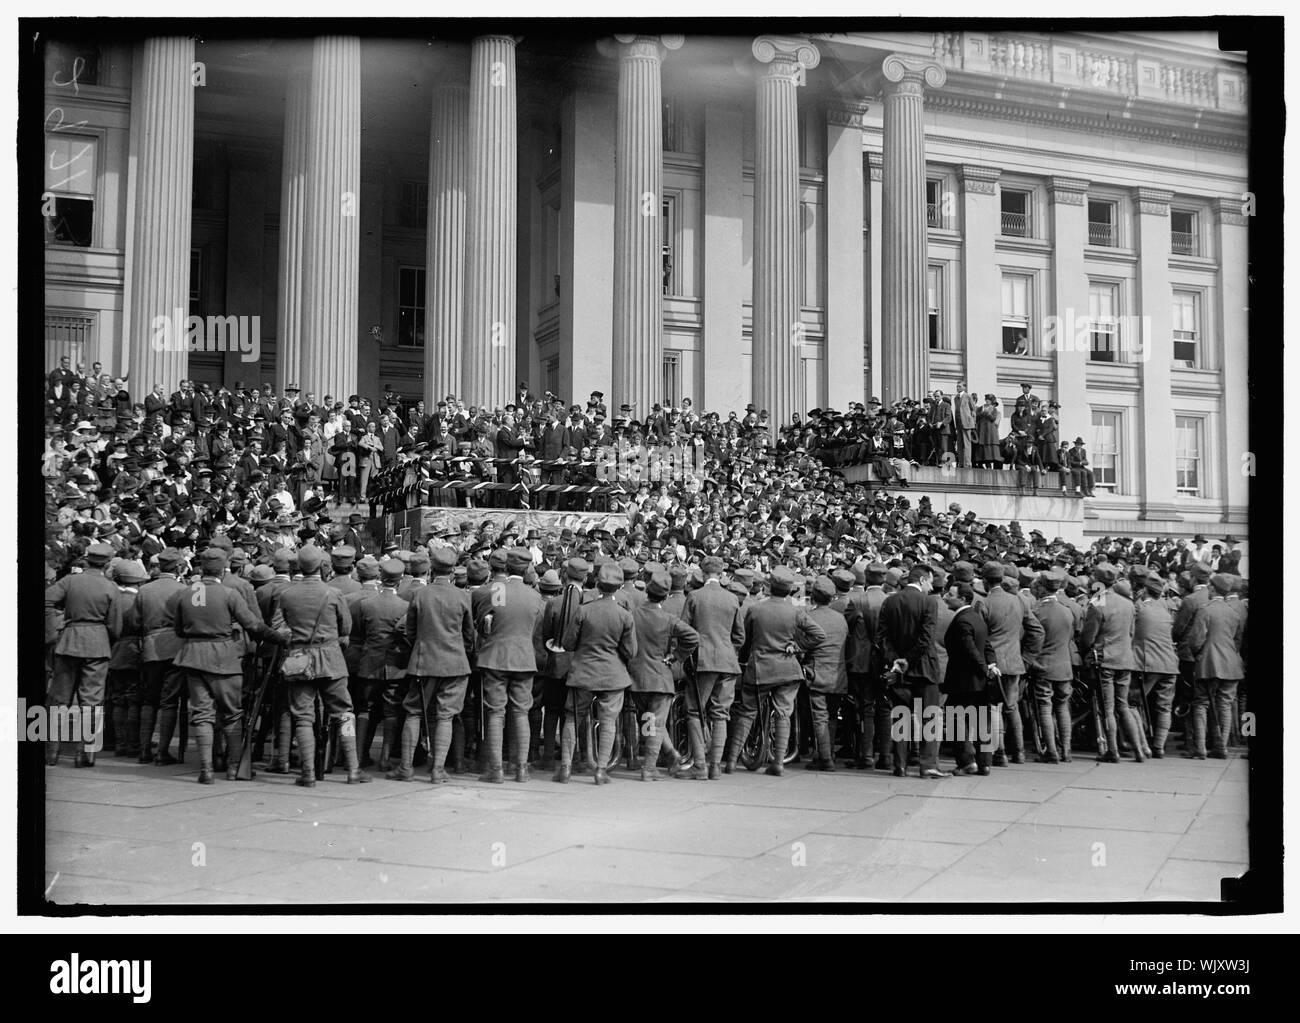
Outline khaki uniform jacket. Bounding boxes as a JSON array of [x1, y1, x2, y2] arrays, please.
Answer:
[[1031, 596, 1076, 682], [223, 569, 264, 655], [270, 580, 351, 680], [476, 576, 545, 673], [355, 588, 411, 679], [343, 583, 379, 673], [1188, 599, 1245, 681], [107, 590, 142, 671], [803, 604, 848, 694], [741, 596, 826, 687], [172, 578, 267, 675], [629, 604, 699, 694], [682, 580, 744, 674], [1079, 590, 1136, 671], [1133, 596, 1179, 675], [46, 568, 122, 659], [1172, 586, 1211, 662], [135, 574, 189, 662], [405, 578, 475, 678], [562, 595, 637, 691], [981, 586, 1044, 676]]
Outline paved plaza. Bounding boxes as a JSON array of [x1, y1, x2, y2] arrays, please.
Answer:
[[43, 753, 1249, 905]]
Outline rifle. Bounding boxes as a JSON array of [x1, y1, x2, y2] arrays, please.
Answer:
[[235, 644, 285, 780]]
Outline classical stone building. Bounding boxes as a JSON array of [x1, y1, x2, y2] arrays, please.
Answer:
[[41, 29, 1249, 539]]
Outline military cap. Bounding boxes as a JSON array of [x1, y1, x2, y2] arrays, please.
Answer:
[[356, 556, 381, 581], [768, 565, 797, 596], [488, 548, 509, 572], [85, 543, 114, 565], [430, 547, 458, 574], [701, 556, 726, 574], [408, 550, 432, 575], [1142, 573, 1165, 597], [199, 547, 229, 574], [564, 557, 591, 583], [1092, 563, 1118, 584], [645, 571, 672, 601], [380, 558, 406, 585], [506, 548, 533, 574], [668, 564, 688, 590], [1190, 562, 1212, 581], [113, 559, 150, 585], [296, 545, 327, 573], [1018, 566, 1036, 585], [619, 557, 639, 580], [831, 569, 855, 592], [726, 580, 750, 600], [248, 564, 276, 585], [597, 562, 624, 589], [811, 575, 836, 602], [1209, 573, 1235, 595], [865, 561, 888, 583], [1113, 579, 1132, 599], [157, 548, 185, 573], [466, 559, 490, 585], [330, 545, 356, 568], [980, 562, 1004, 582], [270, 549, 293, 574]]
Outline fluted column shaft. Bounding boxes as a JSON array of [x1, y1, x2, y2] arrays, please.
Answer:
[[426, 80, 469, 407], [462, 35, 517, 409], [275, 69, 308, 393], [125, 37, 194, 393], [751, 37, 818, 435], [881, 55, 944, 406], [299, 36, 360, 403], [613, 35, 674, 416]]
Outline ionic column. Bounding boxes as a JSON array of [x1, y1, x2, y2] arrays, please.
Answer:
[[1134, 187, 1179, 521], [462, 35, 518, 409], [826, 99, 868, 411], [880, 54, 945, 405], [275, 68, 308, 394], [425, 75, 469, 407], [1214, 196, 1250, 524], [612, 34, 682, 416], [124, 37, 194, 394], [299, 36, 361, 403], [751, 35, 820, 434]]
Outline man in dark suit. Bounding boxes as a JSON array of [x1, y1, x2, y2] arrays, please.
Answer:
[[681, 556, 745, 778], [878, 563, 949, 778], [941, 581, 1000, 774]]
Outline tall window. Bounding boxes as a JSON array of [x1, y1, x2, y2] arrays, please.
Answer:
[[400, 181, 428, 230], [1088, 280, 1119, 362], [1088, 199, 1116, 247], [927, 266, 942, 349], [44, 134, 97, 247], [544, 358, 559, 398], [190, 250, 203, 317], [1175, 416, 1203, 496], [661, 195, 676, 296], [1001, 273, 1032, 354], [397, 267, 426, 347], [1172, 289, 1201, 367], [46, 311, 95, 372], [1000, 189, 1031, 237], [662, 352, 681, 407], [926, 180, 942, 228], [1171, 209, 1199, 256], [1091, 410, 1120, 492], [46, 41, 101, 87]]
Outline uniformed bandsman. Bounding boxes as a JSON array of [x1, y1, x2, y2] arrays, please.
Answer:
[[628, 570, 699, 781]]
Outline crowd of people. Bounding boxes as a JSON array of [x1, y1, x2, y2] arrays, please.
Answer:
[[42, 359, 1248, 788]]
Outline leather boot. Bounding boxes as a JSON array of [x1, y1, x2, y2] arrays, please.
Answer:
[[386, 716, 419, 780], [355, 711, 372, 767], [1119, 706, 1146, 762], [1187, 706, 1207, 759], [340, 717, 371, 784], [766, 716, 790, 777], [224, 720, 250, 780], [295, 722, 316, 786], [480, 710, 505, 783], [155, 705, 179, 764], [195, 722, 215, 785], [1055, 700, 1072, 761], [379, 712, 398, 772], [806, 719, 835, 771], [682, 718, 708, 779], [430, 715, 453, 780], [138, 705, 156, 763], [553, 716, 575, 783], [111, 703, 129, 755], [510, 709, 531, 780]]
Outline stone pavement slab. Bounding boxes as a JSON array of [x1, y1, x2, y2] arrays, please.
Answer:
[[40, 752, 1251, 905]]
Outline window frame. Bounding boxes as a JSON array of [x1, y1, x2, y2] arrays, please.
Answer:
[[1171, 287, 1202, 368], [399, 180, 428, 231], [43, 131, 97, 248], [1000, 271, 1034, 356], [1087, 278, 1121, 363], [661, 193, 677, 297], [1174, 414, 1204, 496], [1170, 207, 1200, 257], [926, 178, 943, 229], [1087, 198, 1118, 248], [927, 263, 944, 350], [662, 351, 681, 408], [1000, 187, 1032, 238], [396, 265, 427, 348], [1090, 409, 1122, 493]]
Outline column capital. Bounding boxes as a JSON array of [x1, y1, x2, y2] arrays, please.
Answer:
[[867, 150, 883, 182], [881, 53, 946, 92], [752, 35, 821, 73], [827, 97, 870, 128], [1213, 195, 1250, 226], [1134, 187, 1174, 216], [1048, 176, 1090, 205], [959, 164, 1001, 194], [612, 33, 684, 58]]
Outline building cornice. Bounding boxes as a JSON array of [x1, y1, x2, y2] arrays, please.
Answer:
[[1134, 187, 1174, 216], [959, 163, 1001, 194], [1048, 176, 1090, 206]]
